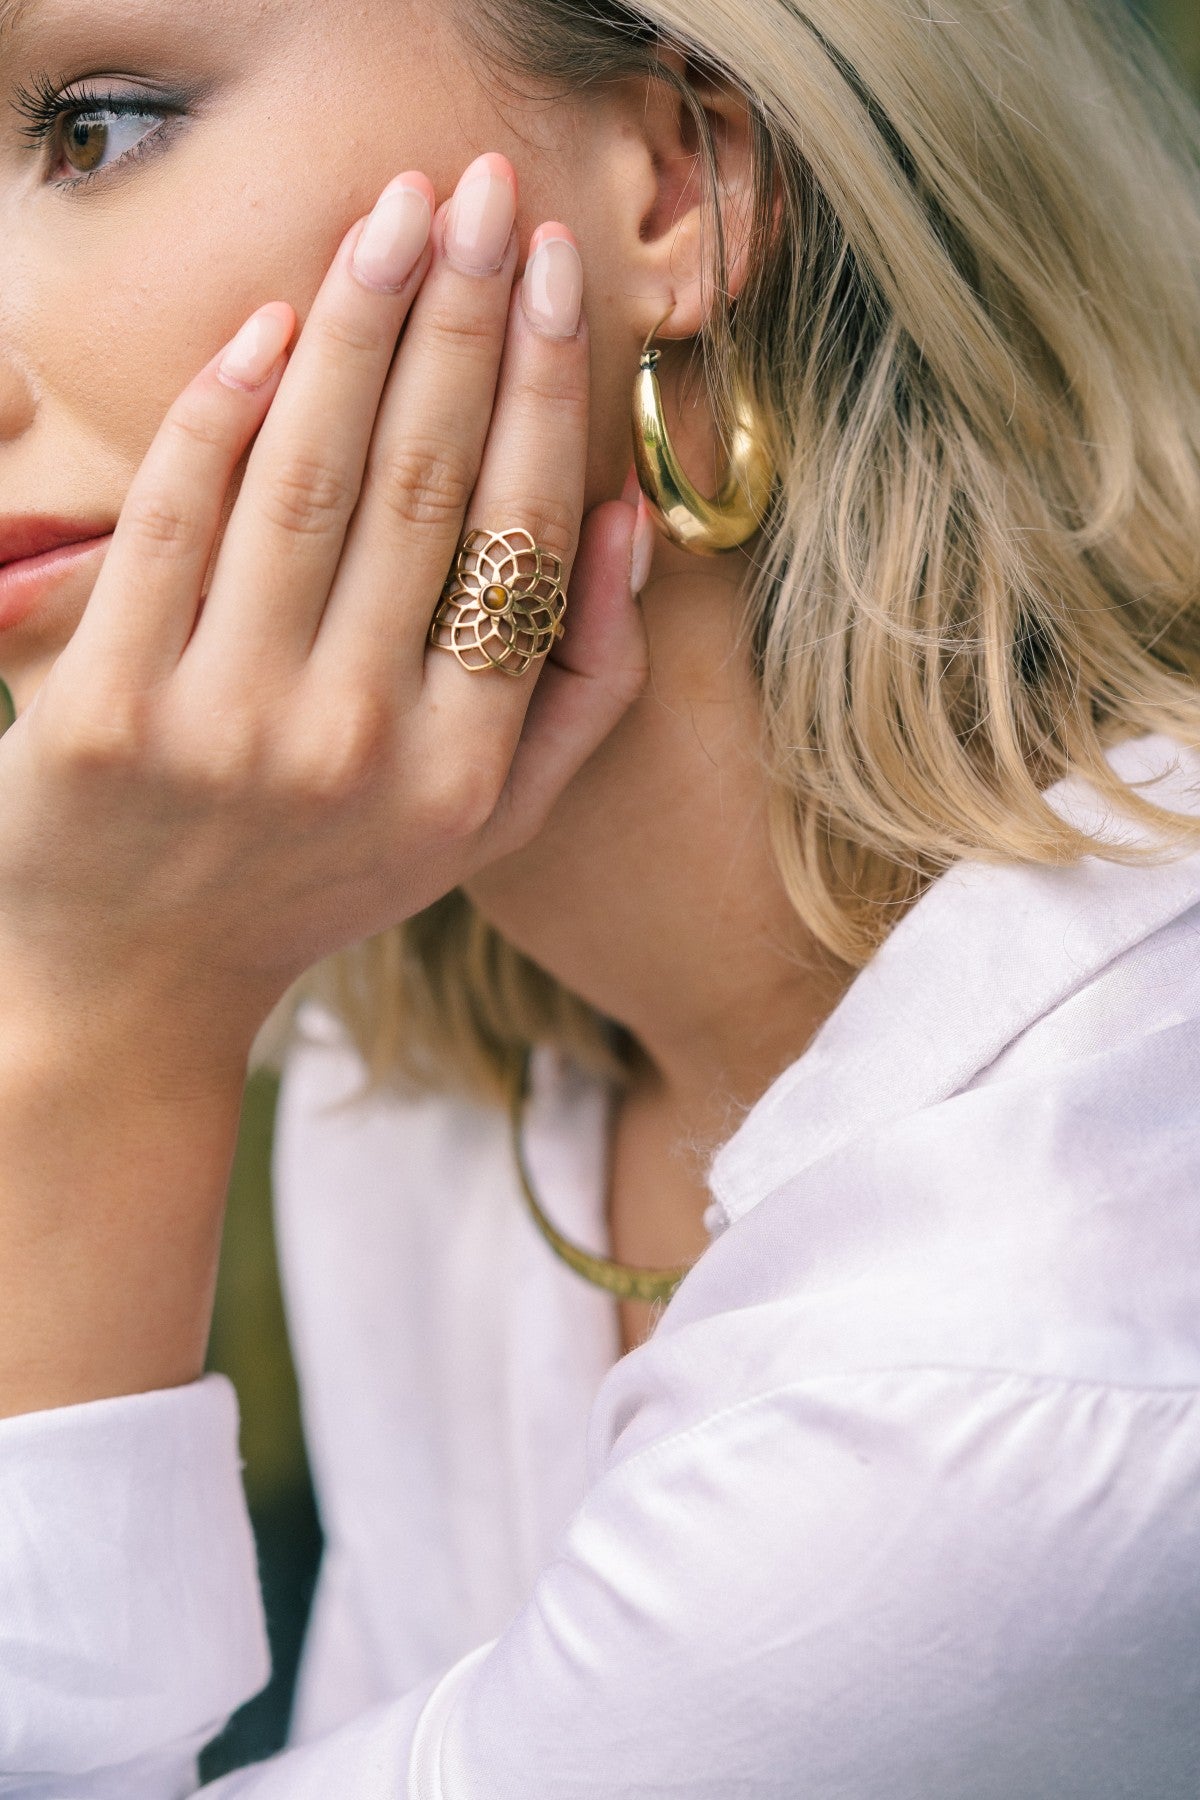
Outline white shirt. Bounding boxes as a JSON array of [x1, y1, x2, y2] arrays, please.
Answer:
[[2, 727, 1200, 1799]]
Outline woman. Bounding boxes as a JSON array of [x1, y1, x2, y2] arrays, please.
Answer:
[[1, 0, 1198, 1789]]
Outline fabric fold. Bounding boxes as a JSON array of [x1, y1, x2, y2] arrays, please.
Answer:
[[0, 1374, 269, 1775]]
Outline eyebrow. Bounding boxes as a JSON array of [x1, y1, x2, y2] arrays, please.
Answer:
[[0, 0, 36, 38]]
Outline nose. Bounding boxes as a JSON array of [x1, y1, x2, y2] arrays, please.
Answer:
[[0, 346, 36, 443]]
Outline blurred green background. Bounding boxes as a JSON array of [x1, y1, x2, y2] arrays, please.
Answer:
[[200, 1066, 321, 1779], [1156, 0, 1200, 84], [164, 2, 1200, 1777]]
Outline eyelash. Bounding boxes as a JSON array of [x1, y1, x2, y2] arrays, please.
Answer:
[[11, 71, 180, 188]]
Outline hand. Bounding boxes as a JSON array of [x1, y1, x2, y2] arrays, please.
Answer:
[[0, 154, 648, 1081]]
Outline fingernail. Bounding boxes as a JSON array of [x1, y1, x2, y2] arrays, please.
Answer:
[[352, 179, 432, 292], [445, 153, 516, 275], [218, 305, 294, 390], [522, 230, 583, 339], [630, 492, 656, 595]]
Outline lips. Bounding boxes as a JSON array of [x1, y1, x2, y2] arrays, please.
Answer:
[[0, 516, 117, 568], [0, 517, 117, 637]]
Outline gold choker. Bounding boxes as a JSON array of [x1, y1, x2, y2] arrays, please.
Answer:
[[507, 1053, 694, 1306]]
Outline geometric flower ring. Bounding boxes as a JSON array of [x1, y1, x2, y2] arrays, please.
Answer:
[[428, 527, 567, 678]]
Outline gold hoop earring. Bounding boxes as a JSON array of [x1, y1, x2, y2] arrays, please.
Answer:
[[632, 306, 776, 557]]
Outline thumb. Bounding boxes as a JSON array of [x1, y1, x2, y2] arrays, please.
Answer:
[[483, 495, 651, 855]]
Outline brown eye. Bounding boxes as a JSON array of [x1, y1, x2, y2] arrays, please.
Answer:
[[50, 107, 163, 182], [62, 114, 108, 173]]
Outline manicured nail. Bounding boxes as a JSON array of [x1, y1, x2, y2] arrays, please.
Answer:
[[217, 305, 294, 390], [522, 229, 583, 339], [445, 153, 516, 275], [630, 491, 656, 595], [352, 178, 432, 292]]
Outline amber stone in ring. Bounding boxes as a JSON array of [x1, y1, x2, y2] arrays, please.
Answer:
[[429, 527, 567, 677]]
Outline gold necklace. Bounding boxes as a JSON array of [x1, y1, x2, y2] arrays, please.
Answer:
[[507, 1052, 695, 1306]]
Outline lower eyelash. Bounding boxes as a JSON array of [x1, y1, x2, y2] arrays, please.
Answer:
[[48, 118, 172, 192]]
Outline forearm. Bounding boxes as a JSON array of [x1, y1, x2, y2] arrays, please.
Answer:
[[0, 1008, 248, 1417]]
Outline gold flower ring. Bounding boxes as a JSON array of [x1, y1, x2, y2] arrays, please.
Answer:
[[428, 527, 567, 677]]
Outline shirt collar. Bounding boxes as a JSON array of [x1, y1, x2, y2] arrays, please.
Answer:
[[707, 730, 1200, 1230]]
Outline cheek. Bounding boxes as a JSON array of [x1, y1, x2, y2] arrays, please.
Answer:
[[16, 28, 481, 479], [10, 25, 585, 500], [32, 176, 360, 470]]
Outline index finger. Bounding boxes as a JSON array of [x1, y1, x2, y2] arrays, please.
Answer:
[[63, 303, 296, 689], [187, 172, 438, 673]]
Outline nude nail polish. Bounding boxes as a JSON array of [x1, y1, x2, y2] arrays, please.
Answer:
[[444, 154, 517, 275], [522, 232, 583, 339], [353, 180, 432, 291], [218, 305, 294, 390], [630, 492, 657, 595]]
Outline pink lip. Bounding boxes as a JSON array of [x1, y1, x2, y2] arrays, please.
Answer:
[[0, 513, 117, 564], [0, 534, 114, 633]]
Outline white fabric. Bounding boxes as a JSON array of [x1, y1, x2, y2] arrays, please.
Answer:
[[1, 728, 1200, 1797]]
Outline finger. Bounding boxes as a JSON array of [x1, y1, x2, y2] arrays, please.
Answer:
[[185, 170, 437, 674], [375, 222, 588, 757], [481, 498, 649, 855], [311, 156, 526, 689], [417, 224, 588, 746], [62, 304, 295, 689]]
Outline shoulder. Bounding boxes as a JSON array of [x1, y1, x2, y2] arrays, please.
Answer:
[[625, 904, 1200, 1450], [966, 889, 1200, 1087]]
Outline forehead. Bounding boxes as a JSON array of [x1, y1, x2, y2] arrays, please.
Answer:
[[0, 0, 300, 45], [0, 0, 441, 75], [0, 0, 350, 105], [0, 0, 459, 108]]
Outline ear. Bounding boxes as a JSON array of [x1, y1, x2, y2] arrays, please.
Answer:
[[607, 47, 759, 344]]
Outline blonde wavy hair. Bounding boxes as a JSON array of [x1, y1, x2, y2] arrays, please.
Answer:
[[269, 0, 1200, 1104]]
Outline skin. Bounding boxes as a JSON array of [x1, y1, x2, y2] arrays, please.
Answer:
[[0, 0, 855, 1384]]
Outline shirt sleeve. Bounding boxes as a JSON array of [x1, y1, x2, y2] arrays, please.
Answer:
[[2, 1363, 1198, 1799], [0, 1375, 267, 1793]]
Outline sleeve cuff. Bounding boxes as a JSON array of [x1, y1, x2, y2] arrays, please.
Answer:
[[0, 1372, 270, 1776]]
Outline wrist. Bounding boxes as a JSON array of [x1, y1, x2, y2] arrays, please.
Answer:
[[0, 961, 263, 1101], [0, 1026, 248, 1417]]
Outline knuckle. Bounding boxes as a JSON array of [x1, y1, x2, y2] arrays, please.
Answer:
[[181, 707, 269, 792], [516, 363, 590, 423], [522, 496, 579, 566], [262, 452, 355, 538], [427, 306, 499, 362], [54, 693, 156, 773], [312, 309, 384, 359], [365, 440, 473, 532], [166, 402, 228, 454], [122, 492, 205, 560], [289, 690, 393, 800], [428, 757, 503, 839]]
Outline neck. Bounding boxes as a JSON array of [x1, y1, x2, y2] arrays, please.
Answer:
[[463, 534, 856, 1161]]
